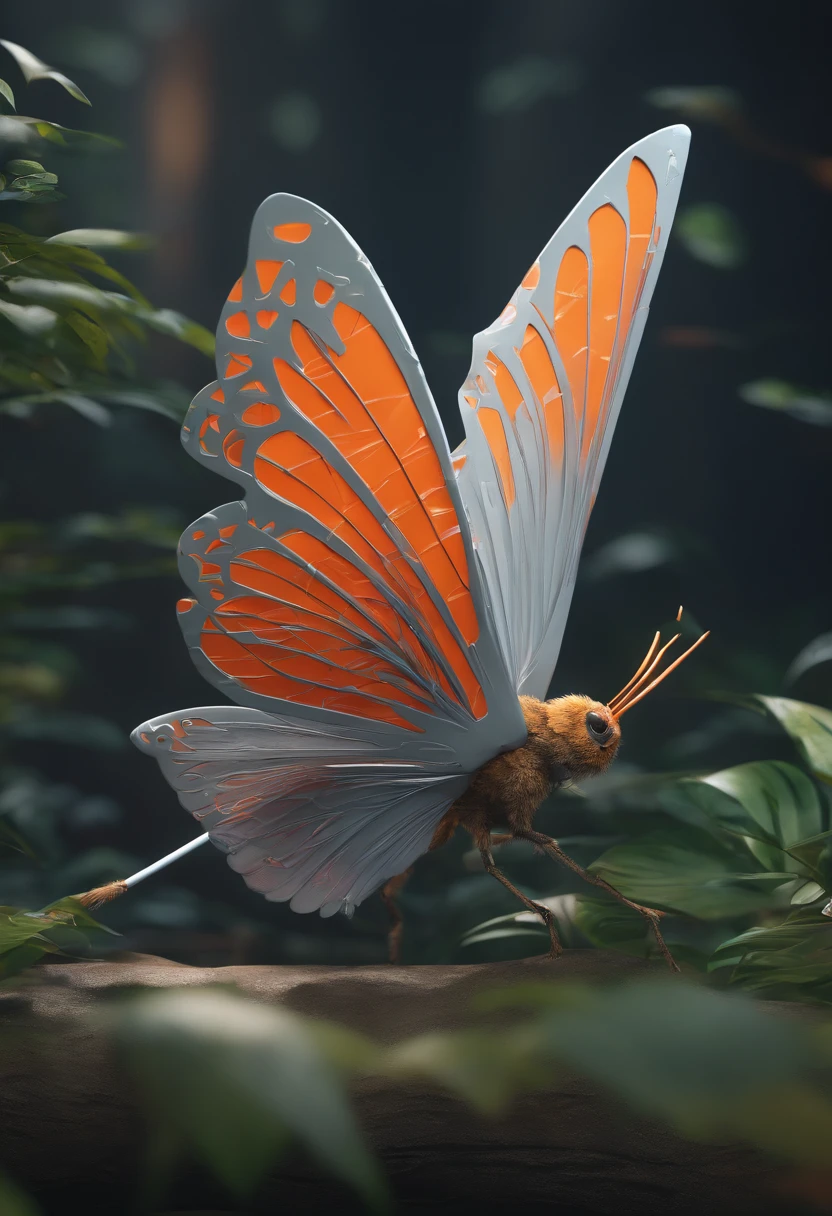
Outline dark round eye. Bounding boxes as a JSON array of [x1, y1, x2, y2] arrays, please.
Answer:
[[586, 711, 611, 740]]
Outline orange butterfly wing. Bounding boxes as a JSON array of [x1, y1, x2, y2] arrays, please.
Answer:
[[177, 195, 524, 774], [455, 126, 691, 697]]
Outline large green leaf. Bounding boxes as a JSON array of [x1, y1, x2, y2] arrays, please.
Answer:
[[116, 989, 387, 1208], [672, 761, 825, 873], [753, 697, 832, 785], [541, 979, 832, 1160], [590, 824, 791, 919]]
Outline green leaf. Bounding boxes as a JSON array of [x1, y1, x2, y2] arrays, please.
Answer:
[[752, 697, 832, 785], [0, 39, 91, 104], [590, 824, 787, 919], [574, 895, 654, 954], [116, 989, 387, 1208], [786, 634, 832, 685], [0, 77, 15, 110], [65, 310, 110, 364], [5, 158, 44, 175], [739, 379, 832, 427], [0, 115, 119, 150], [46, 229, 153, 251], [462, 926, 549, 947], [674, 761, 824, 871], [140, 307, 214, 356], [384, 1028, 551, 1114], [791, 880, 825, 906], [0, 300, 57, 335], [676, 203, 747, 269], [709, 911, 832, 1002], [541, 978, 832, 1161]]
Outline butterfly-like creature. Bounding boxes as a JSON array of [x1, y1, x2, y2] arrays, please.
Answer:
[[131, 126, 701, 968]]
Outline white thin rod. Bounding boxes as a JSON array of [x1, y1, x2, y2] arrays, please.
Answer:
[[124, 833, 211, 888]]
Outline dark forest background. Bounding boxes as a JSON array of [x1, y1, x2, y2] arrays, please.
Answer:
[[2, 0, 831, 967]]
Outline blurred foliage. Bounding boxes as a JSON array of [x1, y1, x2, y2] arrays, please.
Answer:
[[7, 970, 832, 1208], [739, 379, 832, 427], [0, 38, 219, 946], [676, 202, 747, 269], [0, 894, 114, 980]]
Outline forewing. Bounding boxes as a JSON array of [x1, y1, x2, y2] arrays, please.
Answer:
[[132, 707, 467, 916], [455, 126, 690, 697], [178, 194, 525, 772]]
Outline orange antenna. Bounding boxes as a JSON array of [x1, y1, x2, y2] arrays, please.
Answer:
[[607, 615, 709, 720]]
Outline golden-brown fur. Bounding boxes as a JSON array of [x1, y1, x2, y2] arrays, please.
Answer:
[[386, 693, 679, 970], [434, 694, 621, 850]]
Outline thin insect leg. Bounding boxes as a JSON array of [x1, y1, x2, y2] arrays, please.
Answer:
[[480, 847, 562, 959], [381, 867, 412, 964], [513, 829, 680, 973]]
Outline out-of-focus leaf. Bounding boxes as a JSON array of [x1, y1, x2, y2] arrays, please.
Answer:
[[46, 228, 152, 251], [747, 697, 832, 785], [116, 989, 386, 1208], [140, 307, 214, 355], [0, 78, 15, 110], [645, 86, 742, 120], [0, 300, 57, 335], [0, 114, 119, 149], [574, 895, 654, 954], [385, 1028, 552, 1114], [0, 1171, 39, 1216], [583, 531, 675, 580], [672, 761, 825, 872], [739, 379, 832, 427], [0, 816, 35, 858], [6, 709, 125, 750], [590, 824, 788, 919], [0, 39, 90, 104], [477, 55, 581, 115], [676, 203, 747, 269], [786, 634, 832, 685], [542, 978, 832, 1160]]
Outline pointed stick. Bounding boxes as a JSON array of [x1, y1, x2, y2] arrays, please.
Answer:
[[75, 833, 211, 909]]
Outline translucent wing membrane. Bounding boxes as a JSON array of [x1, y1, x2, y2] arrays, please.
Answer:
[[455, 126, 690, 698], [132, 707, 467, 916], [135, 194, 526, 913]]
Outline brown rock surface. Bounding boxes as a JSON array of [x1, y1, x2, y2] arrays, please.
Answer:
[[0, 950, 798, 1214]]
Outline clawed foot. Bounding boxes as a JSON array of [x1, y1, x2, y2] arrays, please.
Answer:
[[632, 903, 680, 972], [532, 903, 562, 959]]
